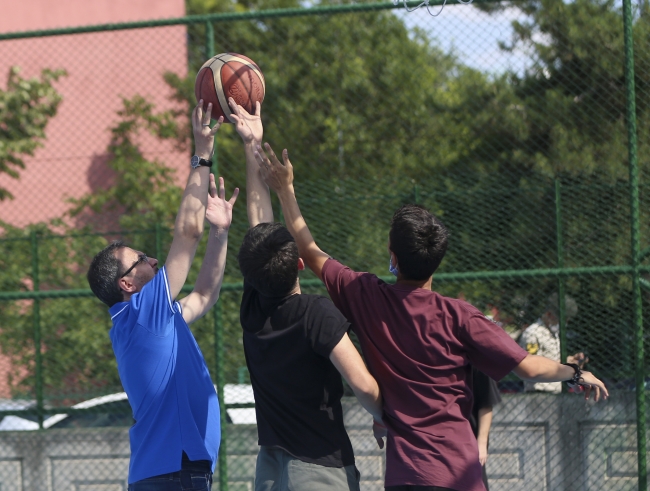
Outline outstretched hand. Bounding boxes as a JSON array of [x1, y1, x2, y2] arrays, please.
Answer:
[[192, 100, 224, 159], [255, 143, 294, 193], [206, 175, 239, 231], [229, 98, 263, 144], [574, 370, 609, 402]]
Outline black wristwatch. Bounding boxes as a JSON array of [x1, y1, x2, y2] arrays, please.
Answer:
[[191, 155, 213, 169], [563, 363, 583, 388]]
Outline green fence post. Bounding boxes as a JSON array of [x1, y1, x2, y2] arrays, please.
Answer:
[[214, 302, 228, 491], [413, 184, 420, 204], [555, 179, 568, 391], [622, 0, 646, 487], [30, 231, 44, 429]]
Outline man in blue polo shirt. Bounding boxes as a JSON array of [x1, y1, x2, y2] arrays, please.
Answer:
[[87, 101, 239, 490]]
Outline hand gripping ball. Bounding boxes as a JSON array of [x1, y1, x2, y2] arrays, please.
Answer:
[[195, 53, 265, 123]]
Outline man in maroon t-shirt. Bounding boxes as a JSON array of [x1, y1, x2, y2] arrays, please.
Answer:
[[252, 143, 608, 491]]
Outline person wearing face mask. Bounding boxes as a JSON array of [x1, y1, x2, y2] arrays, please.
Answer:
[[518, 293, 587, 394]]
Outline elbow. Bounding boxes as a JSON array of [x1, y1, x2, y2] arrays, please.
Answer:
[[352, 377, 380, 402]]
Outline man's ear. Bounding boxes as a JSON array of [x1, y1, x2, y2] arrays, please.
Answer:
[[118, 277, 138, 296], [298, 257, 305, 271]]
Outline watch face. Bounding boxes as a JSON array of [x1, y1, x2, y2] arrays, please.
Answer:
[[191, 155, 200, 168]]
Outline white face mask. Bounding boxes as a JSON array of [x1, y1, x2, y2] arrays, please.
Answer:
[[549, 323, 560, 335]]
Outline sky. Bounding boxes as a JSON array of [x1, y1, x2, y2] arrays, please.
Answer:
[[393, 2, 536, 75]]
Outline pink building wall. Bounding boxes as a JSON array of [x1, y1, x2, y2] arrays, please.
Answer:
[[0, 0, 189, 229], [0, 0, 189, 399]]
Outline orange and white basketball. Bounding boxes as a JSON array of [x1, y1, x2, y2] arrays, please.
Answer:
[[194, 53, 265, 123]]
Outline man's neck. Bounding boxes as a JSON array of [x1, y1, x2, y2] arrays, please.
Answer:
[[290, 280, 301, 296], [395, 276, 433, 290]]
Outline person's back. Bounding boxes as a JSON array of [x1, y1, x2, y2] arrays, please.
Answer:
[[241, 282, 355, 467], [238, 223, 355, 468], [322, 262, 524, 490]]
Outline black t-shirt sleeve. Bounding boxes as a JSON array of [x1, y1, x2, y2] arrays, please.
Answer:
[[306, 297, 351, 358], [472, 367, 502, 409]]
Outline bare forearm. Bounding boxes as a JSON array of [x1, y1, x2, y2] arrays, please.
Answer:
[[513, 355, 575, 382], [245, 143, 273, 227], [276, 186, 321, 265], [175, 168, 211, 240], [329, 335, 383, 422], [476, 407, 493, 446], [192, 225, 229, 305], [355, 384, 383, 423]]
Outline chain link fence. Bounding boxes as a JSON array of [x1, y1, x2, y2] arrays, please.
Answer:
[[0, 0, 649, 489]]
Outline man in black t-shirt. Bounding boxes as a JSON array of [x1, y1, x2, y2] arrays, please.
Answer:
[[229, 98, 385, 491]]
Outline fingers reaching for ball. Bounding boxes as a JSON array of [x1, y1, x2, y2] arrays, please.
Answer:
[[228, 97, 263, 144], [192, 100, 223, 159], [255, 143, 294, 193]]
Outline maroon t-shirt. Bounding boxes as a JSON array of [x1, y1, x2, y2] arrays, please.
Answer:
[[322, 259, 528, 491]]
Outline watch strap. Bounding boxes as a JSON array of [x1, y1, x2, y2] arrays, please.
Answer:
[[191, 155, 213, 169]]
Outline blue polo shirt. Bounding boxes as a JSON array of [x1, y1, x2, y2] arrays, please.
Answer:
[[109, 266, 220, 483]]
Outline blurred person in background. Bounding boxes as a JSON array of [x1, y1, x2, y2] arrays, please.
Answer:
[[518, 293, 588, 394]]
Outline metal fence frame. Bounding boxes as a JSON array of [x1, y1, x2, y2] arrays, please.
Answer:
[[0, 0, 647, 488]]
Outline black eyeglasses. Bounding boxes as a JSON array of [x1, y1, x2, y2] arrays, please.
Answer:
[[120, 254, 148, 278]]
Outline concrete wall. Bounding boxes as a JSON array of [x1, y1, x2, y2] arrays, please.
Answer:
[[0, 393, 642, 491]]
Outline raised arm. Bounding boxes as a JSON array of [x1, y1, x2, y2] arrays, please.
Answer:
[[165, 101, 223, 300], [513, 354, 609, 401], [229, 98, 272, 227], [179, 175, 239, 324], [255, 144, 330, 279]]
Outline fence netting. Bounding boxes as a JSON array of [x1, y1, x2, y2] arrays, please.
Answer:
[[0, 1, 649, 490]]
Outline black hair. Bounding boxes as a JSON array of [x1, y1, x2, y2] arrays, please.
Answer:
[[389, 204, 449, 281], [87, 241, 127, 307], [238, 222, 299, 297]]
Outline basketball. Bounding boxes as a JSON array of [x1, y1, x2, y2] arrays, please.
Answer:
[[195, 53, 265, 123]]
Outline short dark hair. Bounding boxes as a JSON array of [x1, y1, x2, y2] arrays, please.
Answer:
[[87, 241, 127, 307], [389, 204, 449, 281], [238, 223, 299, 297]]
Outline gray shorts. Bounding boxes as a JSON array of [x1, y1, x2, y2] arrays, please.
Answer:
[[255, 446, 361, 491]]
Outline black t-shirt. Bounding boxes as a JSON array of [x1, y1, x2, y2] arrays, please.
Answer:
[[469, 366, 502, 437], [240, 281, 354, 467]]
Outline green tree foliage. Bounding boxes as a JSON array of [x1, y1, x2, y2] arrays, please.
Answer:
[[0, 220, 120, 402], [0, 67, 65, 201], [67, 95, 188, 232], [470, 0, 650, 378]]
